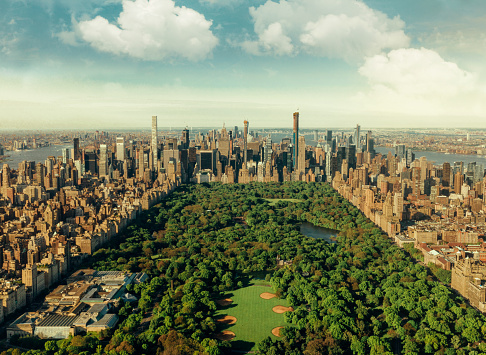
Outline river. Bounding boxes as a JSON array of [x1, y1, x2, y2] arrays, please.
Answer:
[[3, 140, 481, 170], [299, 222, 338, 244], [1, 144, 72, 169], [375, 146, 486, 166]]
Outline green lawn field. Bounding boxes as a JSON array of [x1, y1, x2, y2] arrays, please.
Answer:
[[215, 281, 293, 351]]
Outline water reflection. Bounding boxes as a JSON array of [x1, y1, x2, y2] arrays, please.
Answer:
[[299, 222, 338, 244]]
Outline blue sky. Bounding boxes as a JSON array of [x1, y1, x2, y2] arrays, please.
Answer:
[[1, 0, 486, 129]]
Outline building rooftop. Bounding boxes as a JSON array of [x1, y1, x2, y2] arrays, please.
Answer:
[[87, 313, 118, 328], [37, 314, 77, 328]]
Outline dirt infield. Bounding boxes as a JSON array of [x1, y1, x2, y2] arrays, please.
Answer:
[[216, 315, 237, 325], [260, 292, 277, 300], [272, 327, 284, 337], [216, 330, 236, 341], [216, 298, 233, 306], [272, 306, 294, 314]]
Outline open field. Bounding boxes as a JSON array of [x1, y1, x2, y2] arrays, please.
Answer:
[[215, 281, 292, 351]]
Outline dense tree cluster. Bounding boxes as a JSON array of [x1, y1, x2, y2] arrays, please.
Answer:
[[3, 182, 486, 355]]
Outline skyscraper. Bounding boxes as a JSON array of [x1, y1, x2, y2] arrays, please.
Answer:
[[293, 112, 299, 170], [326, 130, 332, 143], [454, 171, 464, 194], [151, 116, 158, 170], [116, 137, 125, 161], [395, 144, 406, 160], [355, 124, 360, 146], [244, 120, 249, 167], [298, 135, 306, 177], [182, 128, 190, 150], [99, 144, 108, 178], [35, 163, 44, 187], [264, 138, 272, 164], [73, 138, 80, 161], [366, 131, 374, 153], [442, 162, 451, 187], [62, 148, 70, 164]]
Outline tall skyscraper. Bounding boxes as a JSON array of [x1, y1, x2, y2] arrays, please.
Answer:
[[293, 112, 299, 170], [346, 145, 356, 170], [355, 124, 360, 146], [99, 144, 108, 178], [73, 138, 80, 161], [244, 120, 249, 166], [151, 116, 158, 170], [35, 163, 44, 187], [442, 162, 451, 187], [62, 148, 70, 164], [2, 164, 10, 188], [326, 130, 332, 144], [264, 138, 272, 164], [182, 128, 190, 150], [395, 144, 406, 160], [116, 137, 125, 161], [454, 171, 464, 194], [298, 135, 306, 177], [314, 130, 318, 142], [366, 131, 374, 153]]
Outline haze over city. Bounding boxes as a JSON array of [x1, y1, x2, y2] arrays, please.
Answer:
[[1, 0, 486, 129]]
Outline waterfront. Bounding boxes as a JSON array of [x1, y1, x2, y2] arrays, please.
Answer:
[[3, 139, 486, 171], [375, 146, 486, 166], [299, 222, 338, 244], [2, 144, 72, 168]]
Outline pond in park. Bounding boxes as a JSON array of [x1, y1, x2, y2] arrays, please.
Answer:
[[299, 222, 338, 244]]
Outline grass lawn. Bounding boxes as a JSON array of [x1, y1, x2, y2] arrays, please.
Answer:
[[265, 198, 303, 206], [215, 280, 293, 352]]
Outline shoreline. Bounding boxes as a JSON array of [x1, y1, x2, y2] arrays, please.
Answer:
[[376, 146, 486, 157]]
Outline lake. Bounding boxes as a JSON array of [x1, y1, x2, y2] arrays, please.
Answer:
[[299, 222, 338, 244]]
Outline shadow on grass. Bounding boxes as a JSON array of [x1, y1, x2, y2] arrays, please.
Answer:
[[216, 314, 238, 331], [219, 303, 237, 310], [231, 340, 256, 352]]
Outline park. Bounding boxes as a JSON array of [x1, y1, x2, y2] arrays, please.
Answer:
[[214, 279, 293, 351]]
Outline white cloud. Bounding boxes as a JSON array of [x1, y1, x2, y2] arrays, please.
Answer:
[[243, 22, 293, 56], [76, 0, 218, 61], [56, 30, 79, 46], [199, 0, 240, 6], [355, 48, 482, 116], [243, 0, 409, 61], [359, 47, 476, 97]]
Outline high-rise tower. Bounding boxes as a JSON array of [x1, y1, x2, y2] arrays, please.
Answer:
[[151, 116, 158, 170], [73, 138, 80, 161], [182, 128, 190, 150], [293, 112, 299, 171], [298, 135, 306, 177], [99, 144, 108, 178], [244, 120, 249, 167], [116, 137, 125, 161], [355, 124, 360, 146], [442, 162, 451, 187]]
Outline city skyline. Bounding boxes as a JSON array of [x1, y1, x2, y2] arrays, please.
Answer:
[[1, 0, 486, 129]]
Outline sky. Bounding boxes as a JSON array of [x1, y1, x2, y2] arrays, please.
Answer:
[[1, 0, 486, 130]]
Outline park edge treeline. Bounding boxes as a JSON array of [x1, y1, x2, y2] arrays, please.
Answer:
[[4, 181, 486, 355]]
